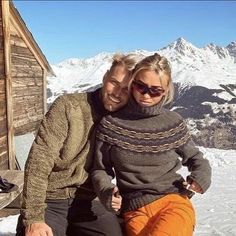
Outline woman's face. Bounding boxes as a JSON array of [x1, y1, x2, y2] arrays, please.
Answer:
[[132, 70, 169, 107]]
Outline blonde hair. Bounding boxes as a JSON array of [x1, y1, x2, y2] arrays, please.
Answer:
[[110, 53, 138, 73], [131, 53, 174, 106]]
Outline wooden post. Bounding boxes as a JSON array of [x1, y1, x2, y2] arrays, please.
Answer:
[[43, 69, 47, 114], [2, 1, 15, 170]]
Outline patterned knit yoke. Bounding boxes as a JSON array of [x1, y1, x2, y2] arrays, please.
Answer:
[[97, 96, 190, 155]]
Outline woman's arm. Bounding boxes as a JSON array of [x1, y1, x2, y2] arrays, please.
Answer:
[[176, 138, 212, 193], [91, 138, 118, 211]]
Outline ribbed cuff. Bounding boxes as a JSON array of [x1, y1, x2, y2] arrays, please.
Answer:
[[98, 185, 115, 212], [187, 175, 211, 193]]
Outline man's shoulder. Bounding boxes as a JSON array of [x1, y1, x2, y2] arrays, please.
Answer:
[[53, 92, 90, 106], [46, 93, 91, 115], [60, 92, 88, 100]]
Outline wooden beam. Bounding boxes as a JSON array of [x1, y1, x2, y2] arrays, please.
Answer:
[[2, 0, 15, 170], [43, 69, 47, 114]]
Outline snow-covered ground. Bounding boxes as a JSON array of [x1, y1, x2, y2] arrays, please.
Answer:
[[192, 147, 236, 235], [0, 147, 235, 235]]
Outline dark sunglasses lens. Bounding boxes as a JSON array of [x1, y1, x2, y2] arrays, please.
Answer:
[[133, 83, 147, 95], [132, 82, 146, 94], [149, 88, 164, 97], [133, 81, 164, 97]]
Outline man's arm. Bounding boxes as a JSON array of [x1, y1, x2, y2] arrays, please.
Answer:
[[22, 96, 69, 227]]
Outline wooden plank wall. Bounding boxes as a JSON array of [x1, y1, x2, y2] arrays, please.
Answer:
[[10, 23, 44, 136], [0, 2, 9, 169]]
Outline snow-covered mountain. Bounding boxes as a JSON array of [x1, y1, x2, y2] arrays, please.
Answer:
[[47, 37, 236, 149], [159, 38, 236, 89]]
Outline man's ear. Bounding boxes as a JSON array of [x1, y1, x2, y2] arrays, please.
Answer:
[[103, 70, 109, 83]]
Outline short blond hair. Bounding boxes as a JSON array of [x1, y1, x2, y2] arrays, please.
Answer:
[[110, 53, 138, 73], [131, 53, 174, 106]]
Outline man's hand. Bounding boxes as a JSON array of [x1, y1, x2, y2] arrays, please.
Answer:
[[111, 186, 122, 212], [25, 222, 53, 236]]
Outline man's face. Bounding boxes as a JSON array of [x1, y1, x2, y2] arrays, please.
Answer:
[[102, 65, 131, 112]]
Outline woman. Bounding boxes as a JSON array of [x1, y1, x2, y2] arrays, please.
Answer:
[[92, 53, 211, 236]]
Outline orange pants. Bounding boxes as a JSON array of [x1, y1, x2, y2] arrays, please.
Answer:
[[123, 194, 195, 236]]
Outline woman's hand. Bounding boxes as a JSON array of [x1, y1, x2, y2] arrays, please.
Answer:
[[183, 180, 203, 194], [111, 186, 122, 211]]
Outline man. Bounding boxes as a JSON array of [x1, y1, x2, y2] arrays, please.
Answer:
[[16, 53, 138, 236]]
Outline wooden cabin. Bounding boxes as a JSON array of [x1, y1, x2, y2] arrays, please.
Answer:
[[0, 1, 54, 211]]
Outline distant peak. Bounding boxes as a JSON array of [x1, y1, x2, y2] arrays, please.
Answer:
[[205, 43, 217, 49], [208, 43, 216, 47], [171, 37, 195, 48], [226, 41, 236, 61], [176, 37, 188, 44], [226, 41, 236, 49], [205, 43, 230, 59], [165, 37, 197, 55]]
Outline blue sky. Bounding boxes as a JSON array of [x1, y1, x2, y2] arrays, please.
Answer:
[[13, 1, 236, 64]]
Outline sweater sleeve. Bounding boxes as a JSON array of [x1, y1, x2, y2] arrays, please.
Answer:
[[91, 135, 116, 211], [22, 96, 69, 226], [176, 137, 212, 193]]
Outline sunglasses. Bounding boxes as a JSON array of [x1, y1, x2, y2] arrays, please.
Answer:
[[132, 80, 165, 97]]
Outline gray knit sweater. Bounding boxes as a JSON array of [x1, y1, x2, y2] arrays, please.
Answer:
[[22, 89, 106, 226], [92, 97, 212, 212]]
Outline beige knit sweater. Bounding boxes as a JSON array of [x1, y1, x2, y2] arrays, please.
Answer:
[[22, 90, 105, 226]]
